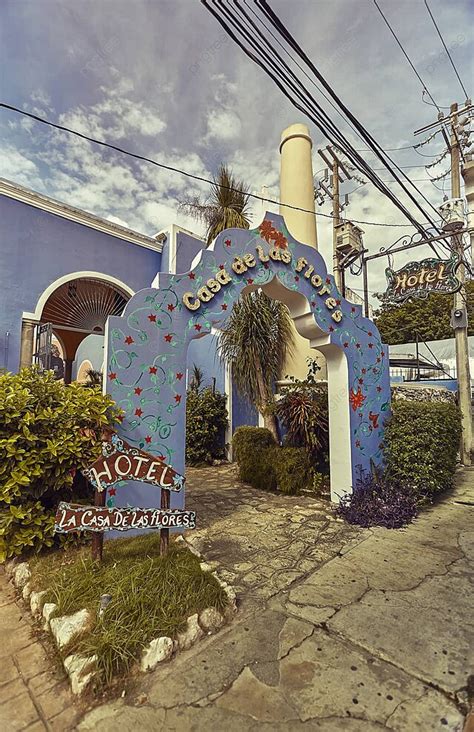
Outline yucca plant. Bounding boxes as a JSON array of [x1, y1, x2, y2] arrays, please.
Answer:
[[179, 163, 251, 245], [218, 291, 295, 441]]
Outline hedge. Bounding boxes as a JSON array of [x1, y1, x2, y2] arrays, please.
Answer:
[[186, 387, 228, 465], [232, 427, 276, 484], [384, 401, 462, 499]]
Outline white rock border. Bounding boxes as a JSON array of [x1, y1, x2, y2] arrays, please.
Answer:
[[7, 540, 238, 691]]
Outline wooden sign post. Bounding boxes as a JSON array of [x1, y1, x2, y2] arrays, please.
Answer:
[[55, 434, 192, 561]]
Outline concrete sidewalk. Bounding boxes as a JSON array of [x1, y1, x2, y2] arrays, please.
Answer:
[[78, 468, 474, 731]]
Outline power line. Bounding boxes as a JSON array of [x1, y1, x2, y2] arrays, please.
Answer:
[[0, 102, 411, 228], [372, 0, 441, 112], [423, 0, 470, 101]]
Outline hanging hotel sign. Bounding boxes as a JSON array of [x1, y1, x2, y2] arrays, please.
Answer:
[[383, 252, 461, 304]]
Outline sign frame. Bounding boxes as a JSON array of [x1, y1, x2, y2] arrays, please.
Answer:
[[383, 251, 461, 304]]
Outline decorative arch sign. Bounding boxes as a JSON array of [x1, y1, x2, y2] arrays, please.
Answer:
[[104, 212, 391, 517]]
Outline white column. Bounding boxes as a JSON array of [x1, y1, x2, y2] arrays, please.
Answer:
[[279, 123, 318, 248]]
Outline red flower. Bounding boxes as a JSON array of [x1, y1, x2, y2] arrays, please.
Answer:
[[369, 412, 379, 429], [358, 378, 364, 385], [189, 272, 196, 280], [368, 343, 374, 349], [108, 487, 116, 497], [247, 278, 254, 285], [311, 302, 316, 308], [135, 408, 143, 417], [164, 333, 173, 342], [368, 331, 373, 337], [221, 303, 228, 310], [326, 277, 331, 284], [329, 325, 334, 332], [259, 220, 276, 242], [149, 366, 157, 374], [145, 436, 152, 444], [194, 324, 202, 331], [343, 342, 349, 348], [134, 387, 143, 395], [176, 372, 183, 380], [295, 275, 299, 282], [116, 414, 124, 423], [349, 387, 366, 412], [355, 343, 361, 349], [148, 314, 157, 322], [108, 372, 117, 380], [272, 231, 288, 249], [167, 304, 175, 312], [355, 439, 361, 448], [376, 357, 381, 363], [335, 299, 341, 305], [373, 367, 378, 374], [381, 350, 385, 357], [263, 262, 269, 269], [225, 239, 231, 247], [124, 336, 134, 345], [174, 394, 182, 403], [376, 386, 382, 393], [362, 368, 367, 374], [351, 307, 356, 313], [157, 454, 165, 461], [219, 264, 225, 270]]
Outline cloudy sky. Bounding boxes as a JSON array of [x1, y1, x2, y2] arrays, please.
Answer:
[[0, 0, 472, 300]]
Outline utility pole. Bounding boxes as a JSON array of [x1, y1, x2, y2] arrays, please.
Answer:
[[449, 103, 472, 464]]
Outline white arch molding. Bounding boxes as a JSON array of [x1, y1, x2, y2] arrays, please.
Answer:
[[22, 271, 135, 322]]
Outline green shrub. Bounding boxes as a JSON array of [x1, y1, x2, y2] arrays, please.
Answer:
[[232, 427, 276, 482], [272, 447, 312, 495], [186, 387, 228, 465], [384, 401, 462, 499], [0, 368, 120, 561]]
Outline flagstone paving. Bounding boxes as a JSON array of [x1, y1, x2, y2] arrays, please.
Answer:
[[77, 464, 474, 732], [0, 569, 80, 731]]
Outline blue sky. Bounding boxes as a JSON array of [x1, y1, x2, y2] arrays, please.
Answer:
[[0, 0, 472, 295]]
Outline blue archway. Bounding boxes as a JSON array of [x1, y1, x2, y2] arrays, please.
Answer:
[[105, 213, 390, 510]]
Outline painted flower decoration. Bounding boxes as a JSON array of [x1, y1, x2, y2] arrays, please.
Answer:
[[272, 231, 288, 249], [259, 220, 276, 242], [349, 387, 366, 412]]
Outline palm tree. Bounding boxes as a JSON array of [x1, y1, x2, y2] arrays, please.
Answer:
[[180, 164, 251, 245], [218, 291, 295, 442]]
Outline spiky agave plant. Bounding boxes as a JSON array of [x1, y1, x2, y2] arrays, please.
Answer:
[[179, 164, 251, 245], [218, 291, 295, 441]]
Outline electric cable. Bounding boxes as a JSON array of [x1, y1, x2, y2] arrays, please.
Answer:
[[423, 0, 470, 101], [0, 102, 413, 229]]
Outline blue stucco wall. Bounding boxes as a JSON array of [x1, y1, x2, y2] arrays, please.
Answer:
[[0, 195, 162, 372]]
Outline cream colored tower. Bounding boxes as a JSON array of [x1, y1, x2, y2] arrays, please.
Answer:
[[279, 123, 318, 248]]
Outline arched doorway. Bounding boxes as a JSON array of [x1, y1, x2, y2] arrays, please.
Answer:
[[21, 272, 133, 383], [104, 214, 391, 507]]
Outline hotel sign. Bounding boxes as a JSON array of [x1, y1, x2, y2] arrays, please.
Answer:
[[54, 503, 196, 533], [383, 252, 461, 304]]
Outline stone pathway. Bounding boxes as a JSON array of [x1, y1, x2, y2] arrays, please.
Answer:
[[77, 464, 474, 731], [0, 569, 79, 731]]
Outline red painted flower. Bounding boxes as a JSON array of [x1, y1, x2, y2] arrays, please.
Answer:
[[343, 342, 349, 348], [355, 343, 361, 349], [329, 325, 334, 332], [157, 454, 165, 461], [225, 238, 231, 247], [174, 394, 182, 403], [108, 487, 116, 497], [259, 220, 276, 242], [167, 304, 175, 312], [116, 414, 124, 423], [368, 342, 374, 349], [326, 277, 331, 284], [124, 335, 134, 345], [368, 331, 373, 337], [372, 367, 378, 374], [294, 275, 299, 282], [176, 372, 183, 380], [369, 412, 379, 429], [263, 262, 269, 269], [108, 372, 117, 380], [376, 357, 381, 363], [362, 368, 367, 374], [335, 299, 341, 305], [376, 386, 382, 393], [164, 333, 173, 342], [145, 436, 152, 444], [355, 439, 361, 448], [358, 378, 364, 385], [189, 272, 196, 280], [135, 408, 143, 417], [351, 307, 356, 313], [247, 278, 254, 285], [221, 303, 228, 310], [148, 314, 157, 322], [149, 366, 157, 375], [219, 264, 225, 270], [272, 231, 288, 249], [134, 387, 143, 395], [381, 350, 385, 357], [349, 387, 366, 412], [311, 302, 316, 308], [194, 324, 202, 331]]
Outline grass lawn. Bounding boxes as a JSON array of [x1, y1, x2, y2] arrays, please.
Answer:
[[30, 534, 228, 686]]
